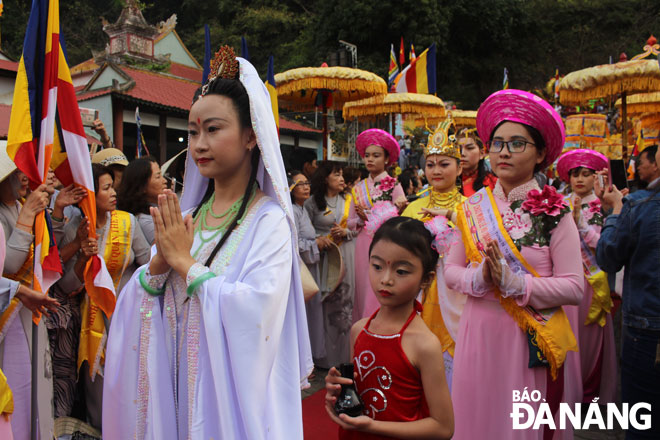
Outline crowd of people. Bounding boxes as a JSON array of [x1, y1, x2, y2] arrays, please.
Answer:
[[297, 90, 659, 439], [0, 47, 658, 440]]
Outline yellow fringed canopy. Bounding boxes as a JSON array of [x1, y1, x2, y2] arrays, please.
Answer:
[[447, 110, 477, 127], [558, 59, 660, 106], [406, 109, 477, 129], [615, 92, 660, 115], [274, 66, 387, 111], [342, 92, 446, 120]]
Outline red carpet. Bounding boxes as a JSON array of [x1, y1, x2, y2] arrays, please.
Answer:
[[303, 389, 338, 439]]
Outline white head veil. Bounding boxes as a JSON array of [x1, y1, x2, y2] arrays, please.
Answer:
[[180, 57, 313, 386]]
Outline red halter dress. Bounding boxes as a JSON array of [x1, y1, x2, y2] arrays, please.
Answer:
[[338, 304, 429, 440]]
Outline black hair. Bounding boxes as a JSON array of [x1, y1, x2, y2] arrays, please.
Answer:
[[490, 121, 547, 174], [369, 217, 439, 276], [639, 145, 658, 164], [458, 128, 491, 192], [398, 169, 416, 195], [568, 166, 596, 178], [287, 169, 305, 204], [310, 161, 344, 211], [342, 167, 362, 187], [92, 163, 114, 193], [193, 78, 251, 130], [191, 74, 260, 266], [117, 156, 159, 215]]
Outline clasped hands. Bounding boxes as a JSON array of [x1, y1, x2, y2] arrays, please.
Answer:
[[479, 241, 526, 298], [149, 190, 195, 279]]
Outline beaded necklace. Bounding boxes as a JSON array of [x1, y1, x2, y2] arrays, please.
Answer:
[[192, 186, 257, 258], [428, 187, 462, 210]]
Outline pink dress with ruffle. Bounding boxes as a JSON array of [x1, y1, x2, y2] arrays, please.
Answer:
[[351, 172, 405, 322]]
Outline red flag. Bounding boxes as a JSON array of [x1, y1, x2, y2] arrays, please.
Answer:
[[399, 37, 405, 67]]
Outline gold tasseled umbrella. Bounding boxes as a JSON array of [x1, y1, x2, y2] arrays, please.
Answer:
[[614, 92, 660, 116], [405, 109, 476, 132], [342, 92, 446, 122], [558, 36, 660, 158], [275, 65, 387, 159]]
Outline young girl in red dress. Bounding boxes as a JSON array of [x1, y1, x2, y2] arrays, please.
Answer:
[[325, 215, 454, 439]]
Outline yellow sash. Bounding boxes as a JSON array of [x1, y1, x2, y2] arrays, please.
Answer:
[[351, 179, 372, 209], [79, 210, 133, 378], [457, 188, 577, 380], [567, 199, 613, 327], [0, 369, 12, 416], [421, 279, 455, 356], [328, 194, 353, 245]]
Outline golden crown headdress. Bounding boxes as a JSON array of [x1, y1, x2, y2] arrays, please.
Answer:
[[425, 115, 460, 159], [200, 45, 240, 97]]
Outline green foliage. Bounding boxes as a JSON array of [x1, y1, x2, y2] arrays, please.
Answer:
[[2, 0, 660, 109]]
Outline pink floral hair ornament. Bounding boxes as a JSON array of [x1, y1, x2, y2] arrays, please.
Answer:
[[423, 215, 458, 257], [356, 129, 400, 166], [365, 201, 399, 236], [476, 89, 565, 168], [556, 148, 608, 183], [364, 202, 458, 257]]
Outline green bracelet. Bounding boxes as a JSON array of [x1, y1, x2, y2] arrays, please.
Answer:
[[139, 268, 166, 296], [186, 271, 216, 297]]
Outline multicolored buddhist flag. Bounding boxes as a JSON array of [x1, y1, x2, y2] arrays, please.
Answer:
[[394, 43, 437, 95], [554, 68, 560, 101], [388, 44, 399, 87], [410, 44, 416, 62], [266, 55, 279, 134], [503, 67, 509, 90], [399, 37, 405, 67], [0, 0, 4, 17], [7, 0, 115, 316]]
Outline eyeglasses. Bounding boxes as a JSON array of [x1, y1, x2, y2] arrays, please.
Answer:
[[289, 180, 311, 191], [488, 139, 535, 153]]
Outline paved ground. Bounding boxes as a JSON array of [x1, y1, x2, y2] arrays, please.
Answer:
[[305, 308, 628, 439]]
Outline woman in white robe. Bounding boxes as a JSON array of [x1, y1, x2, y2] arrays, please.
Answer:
[[102, 50, 313, 439]]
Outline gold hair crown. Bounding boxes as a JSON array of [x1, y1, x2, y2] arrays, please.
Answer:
[[201, 45, 240, 96], [425, 116, 460, 159]]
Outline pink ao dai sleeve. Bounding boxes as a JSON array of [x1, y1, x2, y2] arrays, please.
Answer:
[[444, 211, 584, 310]]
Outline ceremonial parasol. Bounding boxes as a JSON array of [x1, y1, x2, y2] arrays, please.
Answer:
[[615, 92, 660, 115], [275, 64, 387, 159], [446, 110, 477, 128], [342, 92, 446, 122], [558, 36, 660, 157]]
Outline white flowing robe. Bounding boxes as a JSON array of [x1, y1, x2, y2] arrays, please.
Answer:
[[102, 197, 312, 439]]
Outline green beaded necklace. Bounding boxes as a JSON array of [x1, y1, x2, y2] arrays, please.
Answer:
[[192, 186, 257, 258]]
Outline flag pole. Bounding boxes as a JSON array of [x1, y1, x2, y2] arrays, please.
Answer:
[[31, 321, 38, 440]]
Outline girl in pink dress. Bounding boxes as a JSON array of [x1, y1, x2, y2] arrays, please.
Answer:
[[351, 129, 406, 322], [556, 149, 617, 404], [445, 90, 583, 440], [325, 216, 454, 439]]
